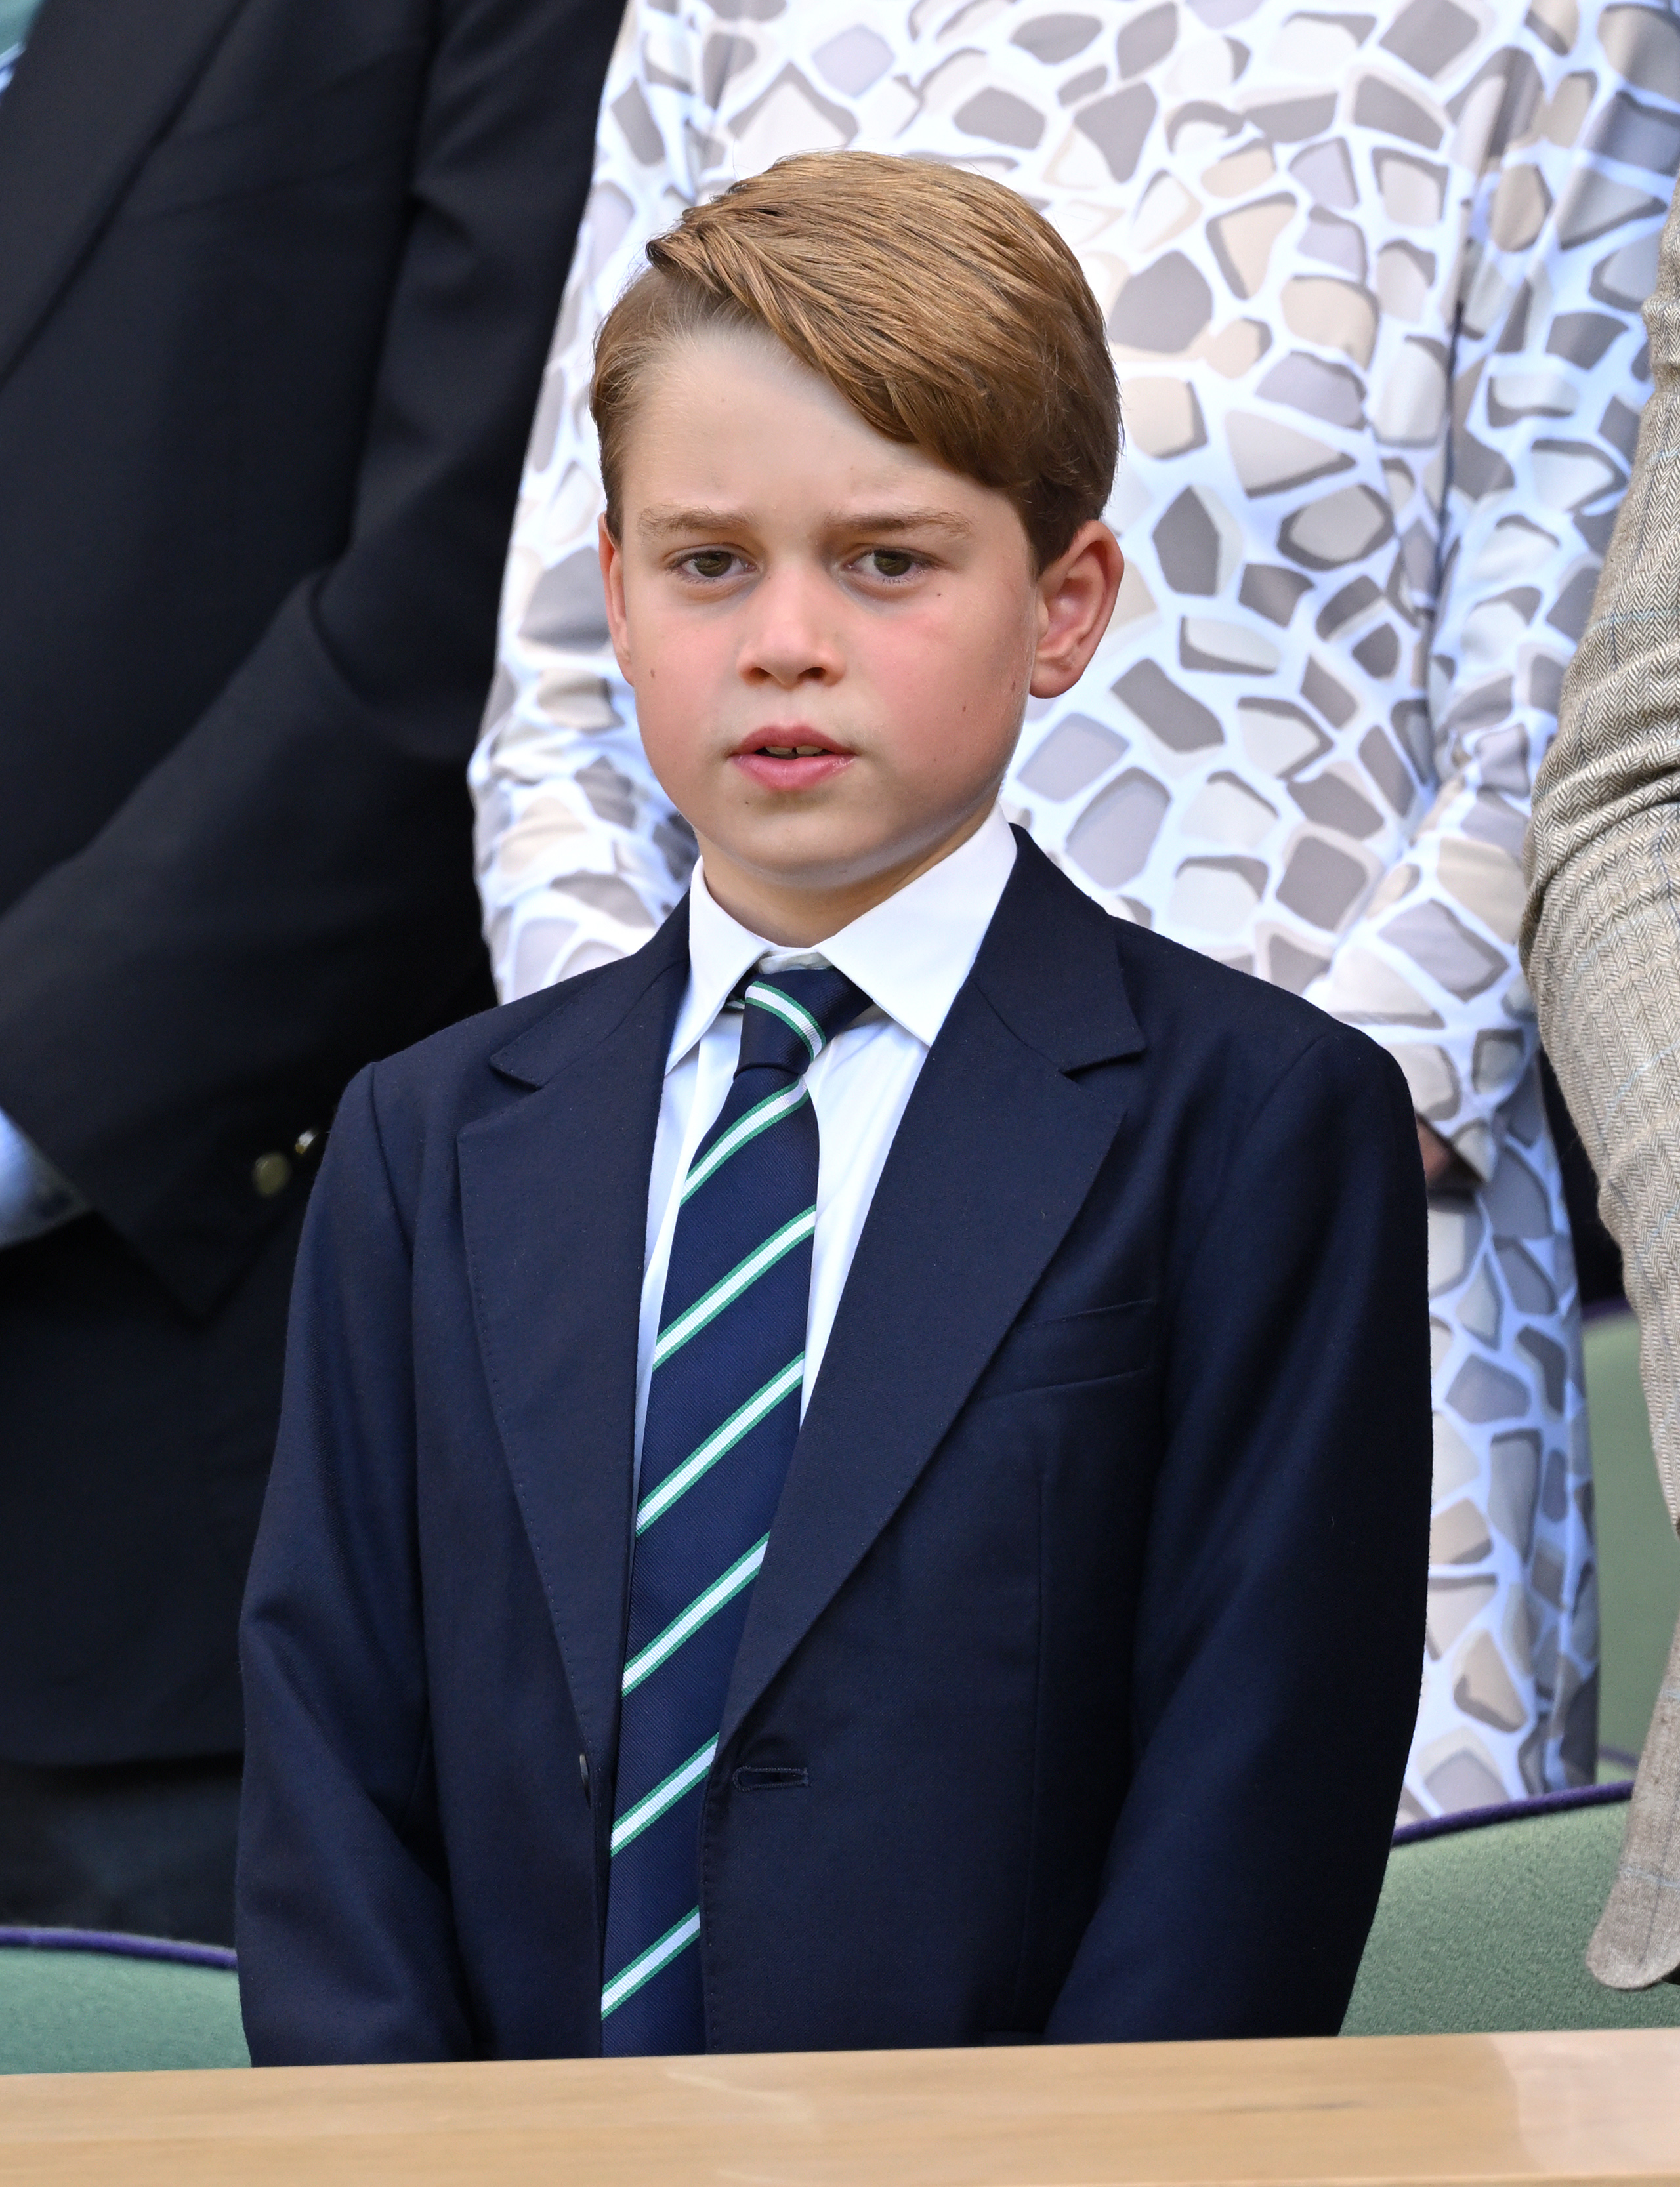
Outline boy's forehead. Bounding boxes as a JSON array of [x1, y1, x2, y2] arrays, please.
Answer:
[[625, 319, 892, 461], [620, 333, 1000, 528]]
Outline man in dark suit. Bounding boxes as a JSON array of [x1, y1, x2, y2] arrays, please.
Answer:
[[0, 0, 621, 1942], [236, 157, 1431, 2058]]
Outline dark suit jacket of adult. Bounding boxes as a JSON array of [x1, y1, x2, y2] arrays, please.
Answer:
[[238, 836, 1433, 2060], [0, 0, 621, 1762]]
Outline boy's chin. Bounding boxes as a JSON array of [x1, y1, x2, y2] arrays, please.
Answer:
[[707, 817, 973, 896], [709, 837, 893, 891]]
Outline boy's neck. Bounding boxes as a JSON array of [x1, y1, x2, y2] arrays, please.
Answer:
[[695, 803, 999, 948]]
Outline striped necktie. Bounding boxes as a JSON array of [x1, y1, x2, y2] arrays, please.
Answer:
[[600, 965, 870, 2054]]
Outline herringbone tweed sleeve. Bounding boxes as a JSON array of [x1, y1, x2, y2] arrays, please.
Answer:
[[1525, 171, 1680, 1993]]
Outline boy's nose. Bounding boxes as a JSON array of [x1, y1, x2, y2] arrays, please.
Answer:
[[738, 568, 842, 686]]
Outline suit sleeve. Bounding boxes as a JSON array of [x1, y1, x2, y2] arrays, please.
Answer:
[[0, 0, 622, 1317], [1046, 1025, 1432, 2041], [1526, 178, 1680, 1531], [238, 1062, 471, 2064], [1524, 180, 1680, 1991]]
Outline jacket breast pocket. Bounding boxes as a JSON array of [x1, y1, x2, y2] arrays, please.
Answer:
[[973, 1299, 1156, 1402]]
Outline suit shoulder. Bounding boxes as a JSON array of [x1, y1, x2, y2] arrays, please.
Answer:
[[373, 983, 564, 1099], [1106, 915, 1403, 1095], [364, 945, 668, 1141], [990, 839, 1397, 1104]]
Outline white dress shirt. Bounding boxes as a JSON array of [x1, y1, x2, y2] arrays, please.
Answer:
[[635, 806, 1017, 1470]]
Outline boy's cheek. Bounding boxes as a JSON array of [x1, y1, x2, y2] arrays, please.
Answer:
[[635, 706, 705, 818]]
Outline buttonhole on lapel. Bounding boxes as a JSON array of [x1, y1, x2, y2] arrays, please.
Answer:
[[732, 1766, 808, 1792], [579, 1753, 591, 1802]]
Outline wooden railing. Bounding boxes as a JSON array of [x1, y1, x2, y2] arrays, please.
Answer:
[[4, 2030, 1680, 2183]]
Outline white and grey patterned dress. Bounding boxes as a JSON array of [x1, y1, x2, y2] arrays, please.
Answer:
[[471, 0, 1680, 1816]]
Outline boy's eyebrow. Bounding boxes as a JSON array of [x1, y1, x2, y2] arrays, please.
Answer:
[[639, 505, 746, 539], [841, 509, 976, 540], [637, 504, 976, 541]]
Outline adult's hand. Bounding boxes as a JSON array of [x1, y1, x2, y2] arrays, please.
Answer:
[[1416, 1120, 1466, 1191]]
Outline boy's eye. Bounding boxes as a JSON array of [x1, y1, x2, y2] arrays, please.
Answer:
[[863, 550, 919, 579], [681, 549, 739, 579]]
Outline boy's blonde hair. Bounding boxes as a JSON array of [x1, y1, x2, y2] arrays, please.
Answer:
[[591, 151, 1120, 572]]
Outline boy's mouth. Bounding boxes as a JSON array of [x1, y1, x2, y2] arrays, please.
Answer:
[[730, 729, 853, 793]]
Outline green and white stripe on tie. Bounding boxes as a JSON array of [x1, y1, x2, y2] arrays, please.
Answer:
[[601, 1909, 702, 2019], [650, 1211, 816, 1370], [637, 1358, 805, 1534], [744, 980, 826, 1061], [611, 1739, 719, 1854], [680, 1082, 810, 1204], [621, 1536, 770, 1695]]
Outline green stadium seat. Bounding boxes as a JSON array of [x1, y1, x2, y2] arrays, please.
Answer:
[[1584, 1308, 1680, 1772], [0, 1928, 247, 2073], [1344, 1787, 1680, 2034]]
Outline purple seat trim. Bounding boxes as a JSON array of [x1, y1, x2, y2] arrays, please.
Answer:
[[1393, 1778, 1633, 1848], [0, 1926, 235, 1970]]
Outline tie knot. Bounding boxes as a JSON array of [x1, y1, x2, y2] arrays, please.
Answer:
[[736, 967, 870, 1079]]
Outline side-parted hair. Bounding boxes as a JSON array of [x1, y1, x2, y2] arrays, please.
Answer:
[[591, 151, 1120, 572]]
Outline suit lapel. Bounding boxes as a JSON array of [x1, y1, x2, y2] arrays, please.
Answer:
[[0, 0, 246, 388], [459, 911, 689, 1772], [720, 839, 1146, 1751]]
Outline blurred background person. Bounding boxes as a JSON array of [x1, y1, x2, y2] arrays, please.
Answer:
[[473, 0, 1680, 1820], [1527, 175, 1680, 1988], [0, 0, 621, 1942]]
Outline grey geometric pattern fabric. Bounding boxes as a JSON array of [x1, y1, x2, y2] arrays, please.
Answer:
[[471, 0, 1680, 1814]]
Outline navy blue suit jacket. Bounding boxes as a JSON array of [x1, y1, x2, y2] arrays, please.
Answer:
[[238, 833, 1431, 2062]]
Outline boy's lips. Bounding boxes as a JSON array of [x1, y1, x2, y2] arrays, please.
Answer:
[[730, 729, 853, 793]]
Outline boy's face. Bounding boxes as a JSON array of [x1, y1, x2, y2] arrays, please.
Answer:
[[600, 325, 1122, 944]]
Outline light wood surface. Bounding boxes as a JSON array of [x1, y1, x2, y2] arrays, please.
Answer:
[[5, 2032, 1680, 2185]]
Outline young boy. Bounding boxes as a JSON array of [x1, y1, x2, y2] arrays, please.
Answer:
[[237, 152, 1431, 2064]]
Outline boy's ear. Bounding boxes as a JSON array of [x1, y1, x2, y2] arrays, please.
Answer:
[[598, 514, 636, 685], [1030, 521, 1124, 701]]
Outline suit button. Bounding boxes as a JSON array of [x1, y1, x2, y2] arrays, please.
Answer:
[[252, 1152, 292, 1198]]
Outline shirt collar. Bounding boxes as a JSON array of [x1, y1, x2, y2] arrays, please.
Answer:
[[669, 804, 1018, 1069]]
